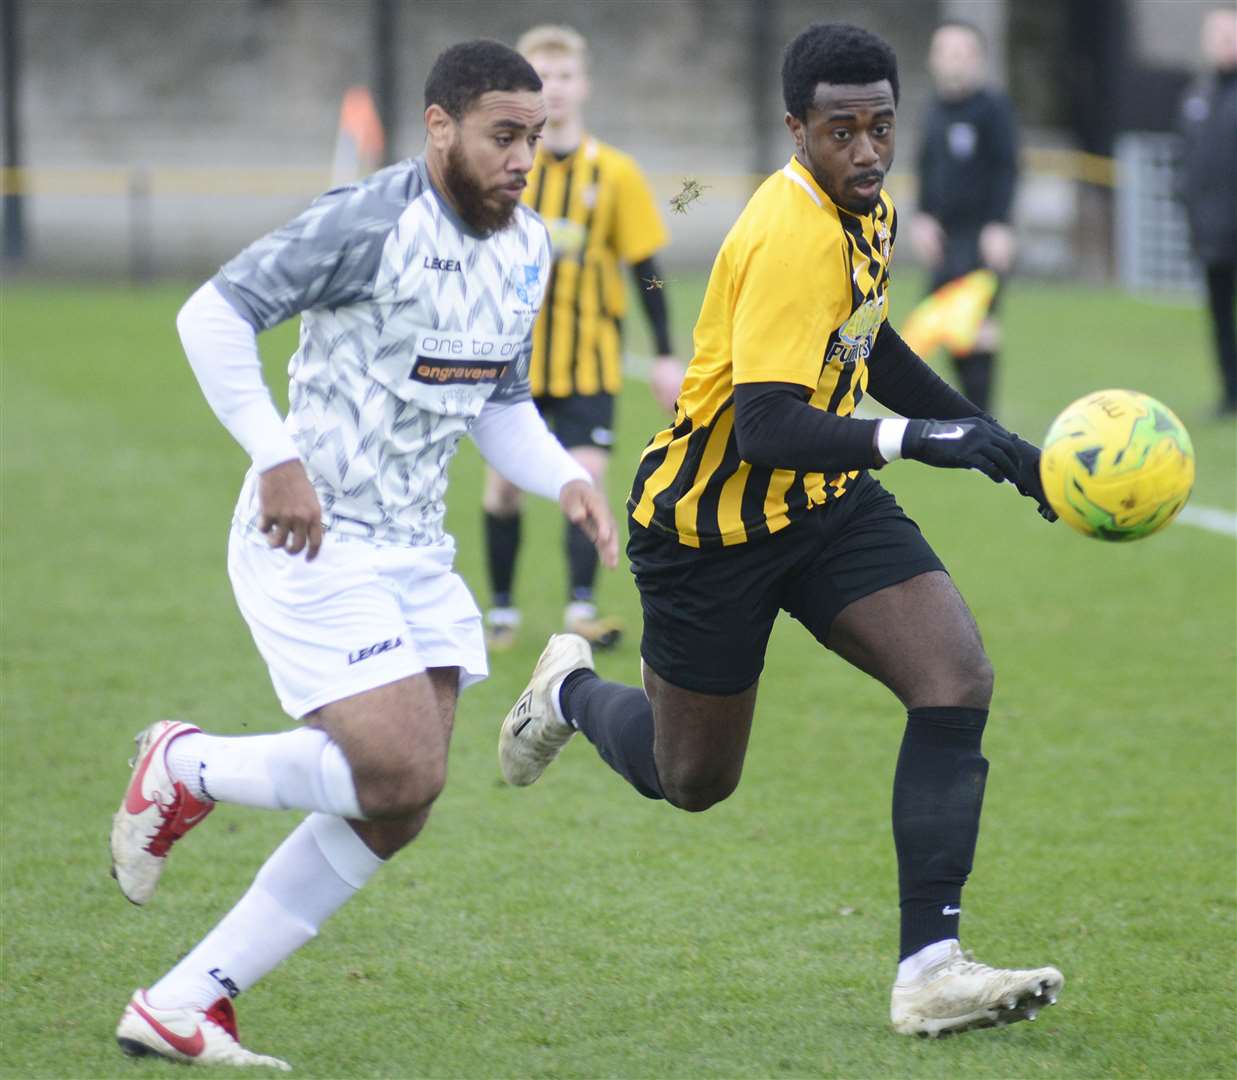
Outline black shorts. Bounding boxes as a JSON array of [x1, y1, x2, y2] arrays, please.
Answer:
[[534, 393, 615, 451], [628, 472, 946, 695]]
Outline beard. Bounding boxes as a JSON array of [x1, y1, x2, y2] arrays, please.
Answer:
[[444, 141, 519, 234], [800, 142, 885, 216]]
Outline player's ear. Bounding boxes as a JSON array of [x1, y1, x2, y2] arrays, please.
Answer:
[[425, 104, 456, 151], [784, 112, 804, 154]]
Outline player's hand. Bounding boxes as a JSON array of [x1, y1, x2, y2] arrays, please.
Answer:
[[979, 222, 1017, 275], [993, 428, 1058, 522], [559, 479, 618, 568], [649, 355, 685, 414], [910, 213, 945, 268], [258, 459, 324, 561], [902, 417, 1021, 484]]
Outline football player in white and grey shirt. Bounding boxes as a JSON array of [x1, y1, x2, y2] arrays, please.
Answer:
[[110, 42, 615, 1069]]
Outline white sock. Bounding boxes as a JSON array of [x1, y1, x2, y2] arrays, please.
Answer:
[[548, 673, 575, 729], [897, 938, 959, 984], [147, 814, 382, 1010], [486, 606, 521, 628], [564, 600, 597, 624], [166, 727, 363, 820]]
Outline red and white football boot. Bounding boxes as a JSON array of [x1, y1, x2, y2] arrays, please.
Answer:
[[117, 990, 290, 1070], [110, 720, 214, 905]]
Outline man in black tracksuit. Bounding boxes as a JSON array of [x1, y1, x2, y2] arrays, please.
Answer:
[[911, 20, 1019, 413], [1177, 7, 1237, 417]]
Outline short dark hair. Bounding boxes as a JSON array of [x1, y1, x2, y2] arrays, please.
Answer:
[[782, 23, 900, 119], [424, 40, 542, 119]]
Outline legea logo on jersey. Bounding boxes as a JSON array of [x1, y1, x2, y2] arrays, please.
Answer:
[[826, 294, 885, 367], [411, 329, 524, 386], [424, 255, 463, 273], [513, 263, 542, 304]]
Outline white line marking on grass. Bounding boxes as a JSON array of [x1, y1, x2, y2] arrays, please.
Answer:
[[1178, 505, 1237, 538]]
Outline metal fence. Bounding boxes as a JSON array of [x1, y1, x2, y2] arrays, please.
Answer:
[[1114, 132, 1198, 294]]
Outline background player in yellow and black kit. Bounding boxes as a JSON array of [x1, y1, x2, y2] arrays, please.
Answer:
[[482, 25, 682, 651], [501, 24, 1066, 1039]]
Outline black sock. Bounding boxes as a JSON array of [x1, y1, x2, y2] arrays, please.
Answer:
[[484, 511, 521, 609], [1204, 262, 1237, 405], [952, 351, 995, 414], [892, 706, 989, 960], [565, 521, 598, 604], [561, 669, 664, 800]]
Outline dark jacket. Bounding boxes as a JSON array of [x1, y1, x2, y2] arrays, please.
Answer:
[[1177, 70, 1237, 264], [917, 87, 1019, 231]]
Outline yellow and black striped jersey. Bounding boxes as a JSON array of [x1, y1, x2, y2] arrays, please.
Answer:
[[629, 155, 895, 548], [523, 136, 667, 398]]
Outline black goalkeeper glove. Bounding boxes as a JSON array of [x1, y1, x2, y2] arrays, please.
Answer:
[[1004, 431, 1058, 522], [901, 417, 1021, 484]]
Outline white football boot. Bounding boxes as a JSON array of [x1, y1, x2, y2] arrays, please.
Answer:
[[499, 633, 593, 785], [117, 991, 290, 1070], [891, 942, 1064, 1037], [110, 720, 214, 905]]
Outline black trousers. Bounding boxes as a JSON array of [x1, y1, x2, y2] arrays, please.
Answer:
[[1204, 260, 1237, 408]]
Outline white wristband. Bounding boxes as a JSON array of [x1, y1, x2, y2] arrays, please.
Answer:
[[876, 418, 909, 463]]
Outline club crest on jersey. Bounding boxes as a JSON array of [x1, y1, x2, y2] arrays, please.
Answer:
[[513, 263, 541, 304], [825, 294, 886, 367]]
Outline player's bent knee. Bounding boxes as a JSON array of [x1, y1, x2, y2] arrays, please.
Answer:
[[482, 472, 522, 517], [958, 650, 995, 707], [903, 647, 994, 710], [354, 757, 447, 820], [932, 652, 994, 709], [660, 770, 740, 813]]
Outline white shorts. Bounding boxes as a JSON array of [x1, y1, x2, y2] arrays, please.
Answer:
[[227, 526, 488, 719]]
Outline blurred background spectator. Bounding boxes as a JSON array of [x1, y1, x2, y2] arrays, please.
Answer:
[[1176, 6, 1237, 417], [910, 19, 1019, 412]]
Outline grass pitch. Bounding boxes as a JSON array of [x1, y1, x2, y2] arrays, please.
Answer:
[[2, 274, 1234, 1079]]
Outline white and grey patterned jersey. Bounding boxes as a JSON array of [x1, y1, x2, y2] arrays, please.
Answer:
[[215, 156, 551, 547]]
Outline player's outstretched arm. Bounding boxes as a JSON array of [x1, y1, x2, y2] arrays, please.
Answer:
[[733, 382, 1020, 485], [883, 416, 1021, 484], [733, 381, 882, 472], [470, 400, 617, 567], [865, 323, 1055, 518]]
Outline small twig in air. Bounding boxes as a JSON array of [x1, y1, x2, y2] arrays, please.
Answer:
[[669, 177, 708, 214]]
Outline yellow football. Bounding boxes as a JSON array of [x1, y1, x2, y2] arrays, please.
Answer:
[[1039, 389, 1195, 541]]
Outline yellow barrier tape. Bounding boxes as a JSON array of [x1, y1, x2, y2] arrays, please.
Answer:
[[0, 147, 1118, 199], [0, 165, 333, 197]]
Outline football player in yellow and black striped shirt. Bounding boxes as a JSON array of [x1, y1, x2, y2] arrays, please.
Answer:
[[500, 24, 1066, 1037], [482, 25, 683, 651]]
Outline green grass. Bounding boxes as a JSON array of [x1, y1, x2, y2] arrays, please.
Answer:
[[2, 274, 1234, 1079]]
